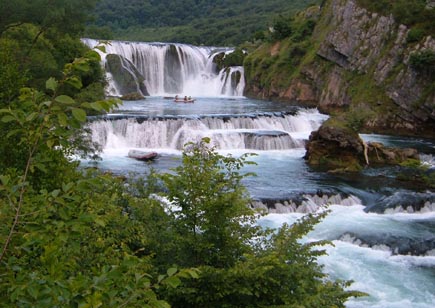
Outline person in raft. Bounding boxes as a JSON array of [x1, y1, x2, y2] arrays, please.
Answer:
[[184, 96, 188, 101]]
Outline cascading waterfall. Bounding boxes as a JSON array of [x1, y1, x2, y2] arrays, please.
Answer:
[[88, 111, 322, 151], [82, 38, 245, 97]]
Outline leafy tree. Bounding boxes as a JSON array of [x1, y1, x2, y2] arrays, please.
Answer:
[[0, 50, 199, 307], [156, 139, 363, 307], [159, 138, 260, 268], [87, 0, 318, 45], [0, 38, 28, 104]]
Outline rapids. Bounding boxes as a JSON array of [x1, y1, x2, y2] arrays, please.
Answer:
[[85, 96, 435, 307]]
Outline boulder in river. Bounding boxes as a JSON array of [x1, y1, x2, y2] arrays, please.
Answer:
[[305, 120, 419, 172]]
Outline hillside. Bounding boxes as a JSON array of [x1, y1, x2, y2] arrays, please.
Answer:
[[244, 0, 435, 137], [85, 0, 318, 45]]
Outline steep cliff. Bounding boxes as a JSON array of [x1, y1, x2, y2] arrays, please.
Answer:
[[244, 0, 435, 137]]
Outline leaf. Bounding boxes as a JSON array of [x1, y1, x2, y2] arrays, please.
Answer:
[[62, 182, 74, 192], [94, 217, 106, 227], [1, 115, 16, 123], [55, 95, 75, 105], [71, 108, 87, 122], [46, 77, 58, 92], [65, 76, 83, 90], [73, 59, 90, 72], [157, 274, 165, 284], [57, 113, 68, 127], [6, 129, 22, 138], [164, 276, 182, 288], [0, 175, 10, 185], [26, 112, 38, 122], [27, 284, 39, 299], [46, 139, 54, 149], [94, 45, 106, 54], [186, 268, 200, 279], [167, 267, 177, 277], [90, 102, 103, 111]]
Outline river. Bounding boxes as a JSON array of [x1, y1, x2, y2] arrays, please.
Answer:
[[83, 39, 435, 307]]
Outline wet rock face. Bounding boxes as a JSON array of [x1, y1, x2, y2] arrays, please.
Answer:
[[105, 54, 149, 96]]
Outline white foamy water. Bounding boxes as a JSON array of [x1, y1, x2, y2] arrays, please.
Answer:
[[82, 39, 245, 97], [258, 204, 435, 308]]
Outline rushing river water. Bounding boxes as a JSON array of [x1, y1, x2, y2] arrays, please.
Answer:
[[85, 96, 435, 308]]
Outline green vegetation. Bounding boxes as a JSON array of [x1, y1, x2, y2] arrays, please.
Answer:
[[85, 0, 319, 45], [0, 0, 106, 106], [410, 50, 435, 77], [356, 0, 435, 37], [243, 8, 319, 96]]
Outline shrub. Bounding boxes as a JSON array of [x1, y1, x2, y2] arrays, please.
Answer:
[[410, 50, 435, 76]]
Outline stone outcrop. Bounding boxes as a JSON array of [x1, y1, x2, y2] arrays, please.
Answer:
[[244, 0, 435, 137], [105, 54, 149, 97], [304, 120, 419, 172]]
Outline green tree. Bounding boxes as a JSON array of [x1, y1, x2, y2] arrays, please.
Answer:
[[159, 138, 260, 268], [0, 51, 197, 307], [0, 38, 28, 104], [157, 139, 363, 307]]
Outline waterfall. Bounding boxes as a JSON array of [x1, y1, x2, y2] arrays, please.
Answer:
[[88, 112, 322, 152], [82, 39, 245, 97]]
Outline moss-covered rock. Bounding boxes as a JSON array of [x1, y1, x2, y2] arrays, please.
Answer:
[[212, 48, 246, 73], [304, 120, 365, 172], [305, 119, 420, 172], [244, 0, 435, 137], [121, 92, 145, 100]]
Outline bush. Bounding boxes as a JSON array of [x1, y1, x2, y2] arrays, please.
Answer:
[[271, 15, 293, 41], [406, 28, 425, 44], [410, 50, 435, 76]]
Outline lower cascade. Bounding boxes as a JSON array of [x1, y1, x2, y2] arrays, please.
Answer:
[[82, 38, 245, 97], [84, 96, 435, 308], [89, 112, 322, 151]]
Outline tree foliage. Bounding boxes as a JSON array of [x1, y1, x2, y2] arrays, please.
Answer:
[[85, 0, 318, 45], [410, 50, 435, 77], [159, 138, 260, 268]]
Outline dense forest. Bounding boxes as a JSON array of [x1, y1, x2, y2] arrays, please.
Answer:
[[0, 0, 363, 307], [85, 0, 319, 45]]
